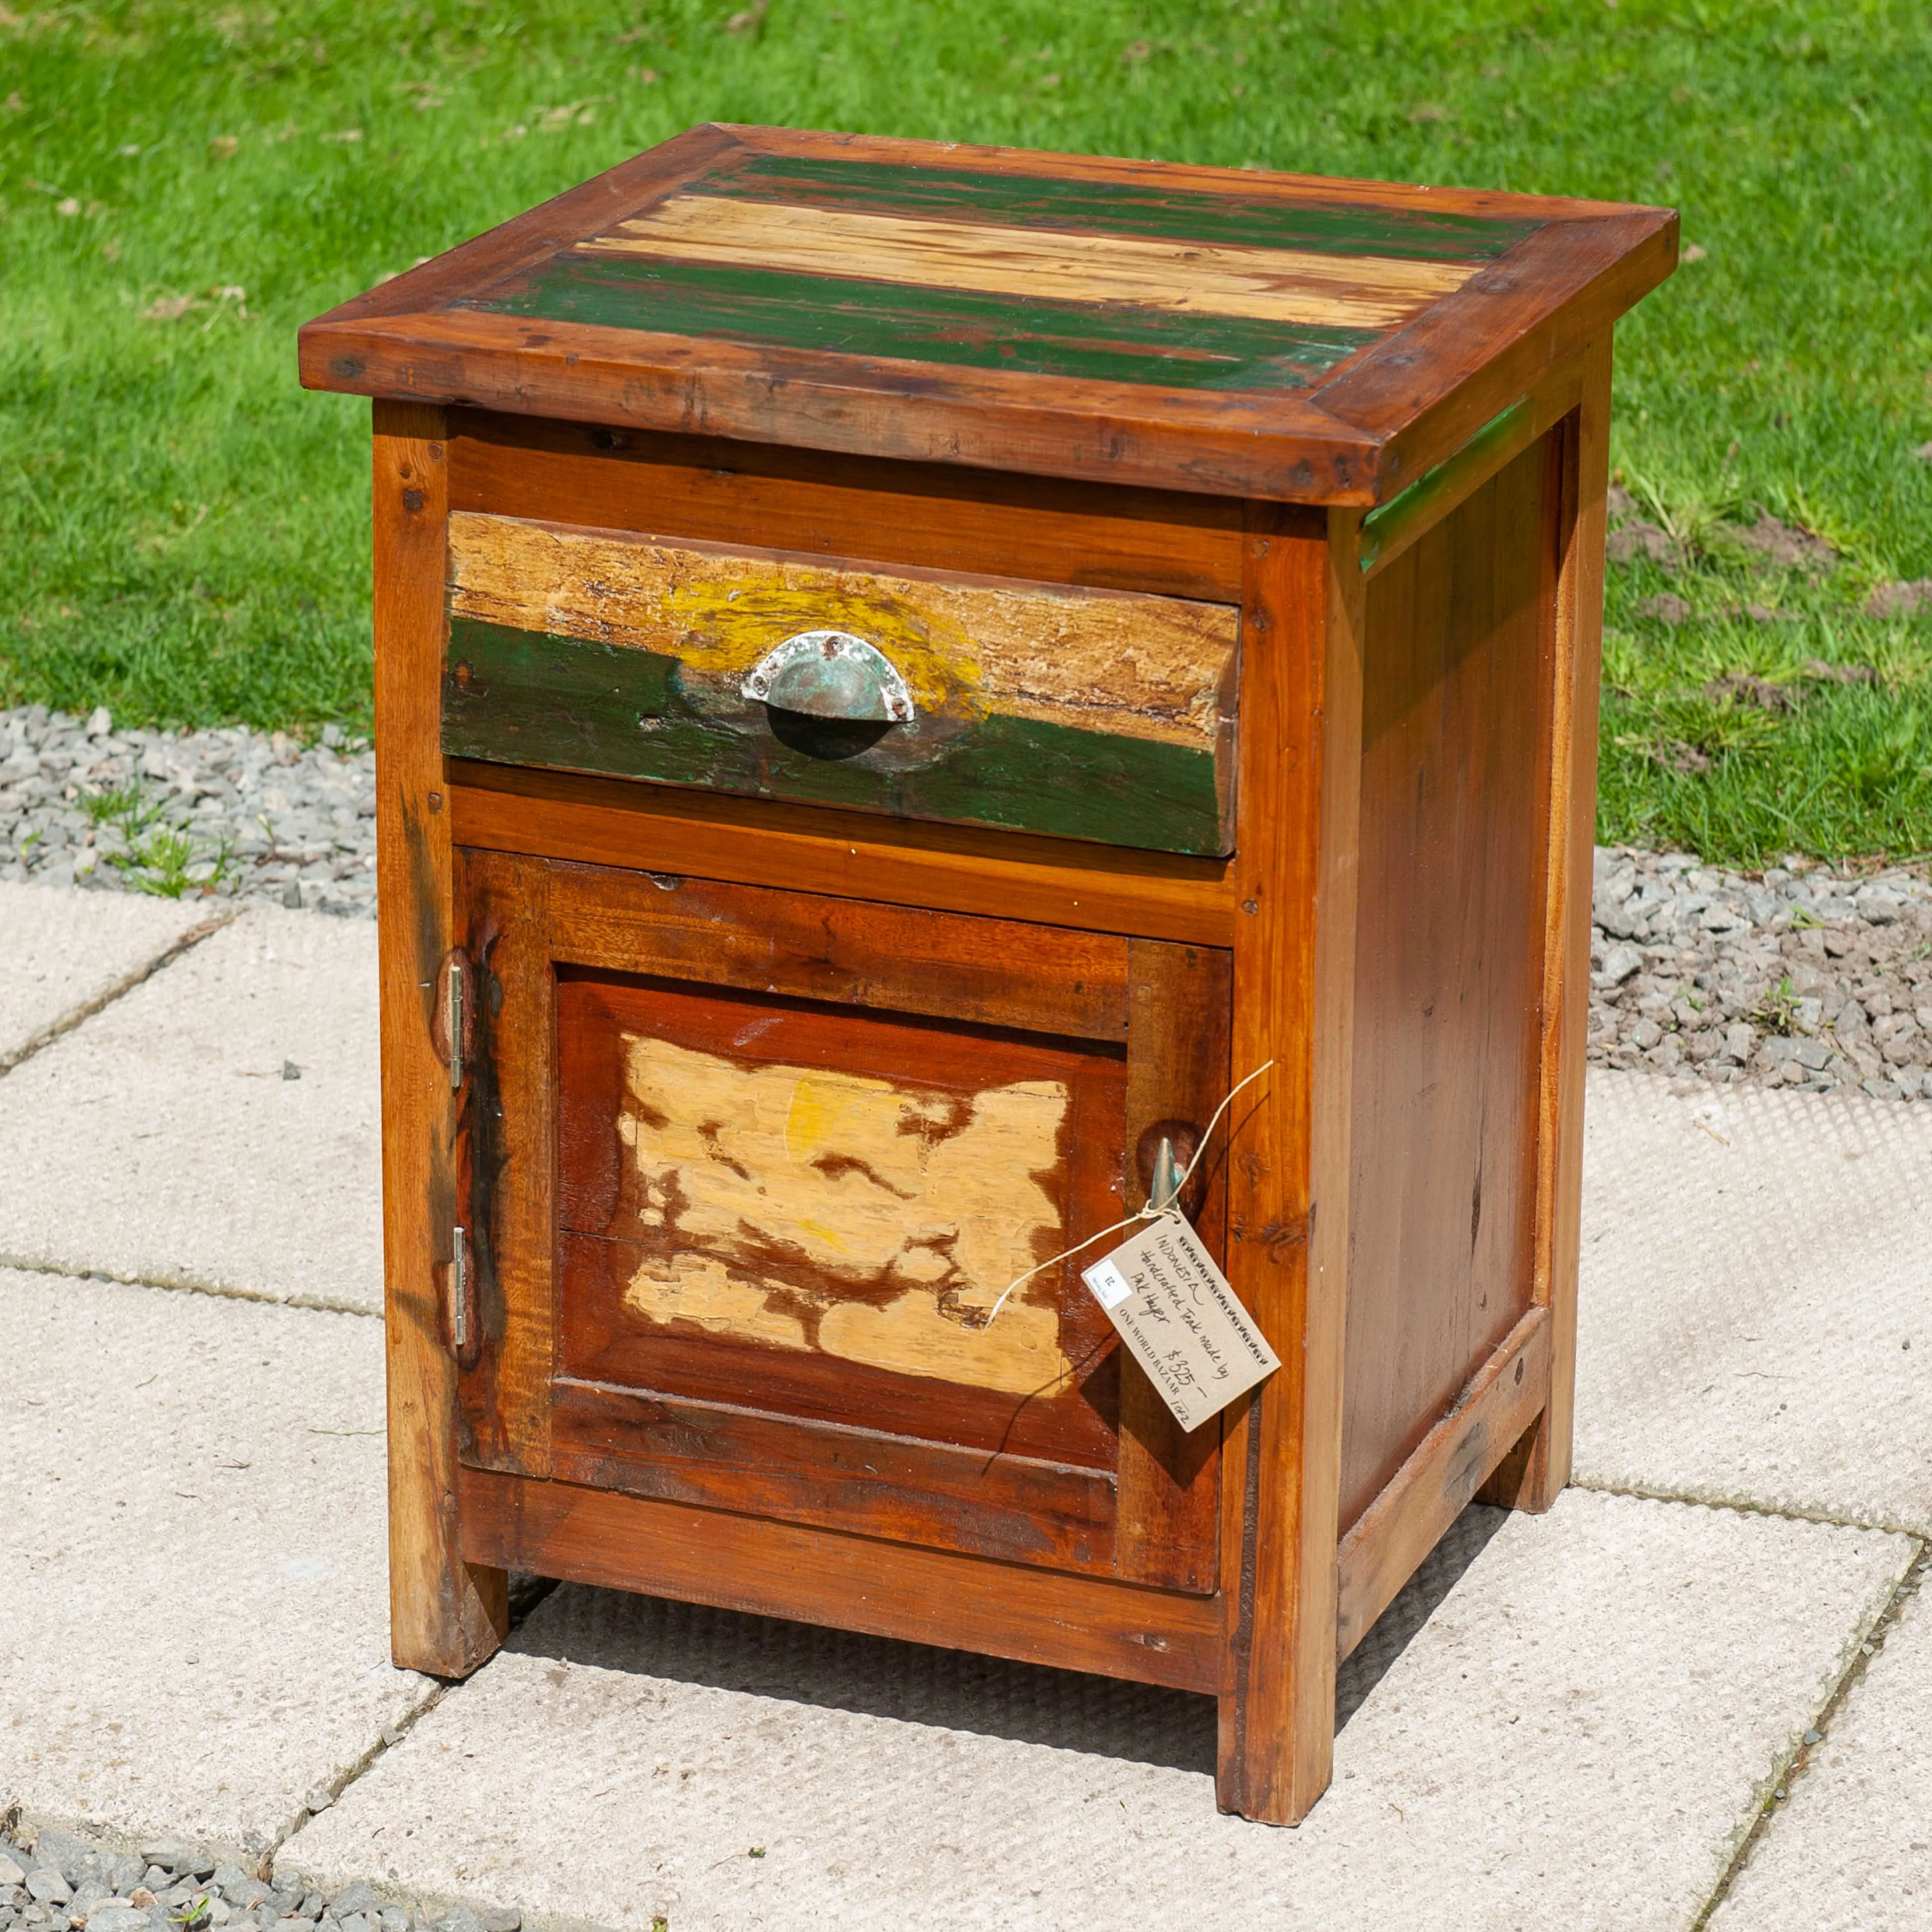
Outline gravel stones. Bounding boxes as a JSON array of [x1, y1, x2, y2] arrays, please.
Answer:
[[0, 1838, 515, 1932], [208, 1877, 268, 1914], [1591, 847, 1932, 1102], [0, 706, 374, 919], [86, 1908, 151, 1932], [137, 1849, 209, 1880]]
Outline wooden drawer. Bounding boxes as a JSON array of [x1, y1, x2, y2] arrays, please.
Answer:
[[455, 848, 1229, 1592], [440, 512, 1239, 856]]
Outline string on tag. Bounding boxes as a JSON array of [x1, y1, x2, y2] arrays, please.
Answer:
[[980, 1058, 1275, 1328]]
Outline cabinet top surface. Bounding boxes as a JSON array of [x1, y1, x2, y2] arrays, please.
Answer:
[[300, 123, 1674, 505]]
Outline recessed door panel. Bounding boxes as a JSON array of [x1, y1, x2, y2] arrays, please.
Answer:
[[555, 972, 1127, 1469]]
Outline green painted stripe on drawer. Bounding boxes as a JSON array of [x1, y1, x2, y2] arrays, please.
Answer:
[[444, 618, 1229, 856], [697, 153, 1544, 264], [469, 255, 1375, 392]]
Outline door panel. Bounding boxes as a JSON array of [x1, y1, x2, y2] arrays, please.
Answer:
[[554, 971, 1126, 1469], [454, 842, 1228, 1589]]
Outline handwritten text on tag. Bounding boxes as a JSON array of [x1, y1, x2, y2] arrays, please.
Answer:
[[1082, 1215, 1279, 1431]]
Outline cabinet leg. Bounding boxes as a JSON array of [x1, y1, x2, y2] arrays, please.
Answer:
[[1213, 1647, 1334, 1826], [374, 398, 509, 1681], [1476, 1407, 1564, 1514], [386, 1303, 508, 1676], [1212, 1389, 1339, 1827]]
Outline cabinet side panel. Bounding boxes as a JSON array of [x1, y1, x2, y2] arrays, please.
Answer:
[[1338, 433, 1552, 1533]]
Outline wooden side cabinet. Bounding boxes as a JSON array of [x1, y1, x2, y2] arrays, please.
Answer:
[[301, 124, 1675, 1823]]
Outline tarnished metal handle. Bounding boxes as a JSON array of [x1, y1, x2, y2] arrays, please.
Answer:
[[741, 631, 916, 724]]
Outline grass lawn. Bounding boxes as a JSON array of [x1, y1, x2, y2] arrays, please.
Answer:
[[3, 0, 1930, 863]]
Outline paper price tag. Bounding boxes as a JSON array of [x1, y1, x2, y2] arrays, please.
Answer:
[[1082, 1215, 1279, 1432]]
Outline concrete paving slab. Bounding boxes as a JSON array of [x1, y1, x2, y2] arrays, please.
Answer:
[[1575, 1069, 1932, 1534], [1712, 1582, 1932, 1931], [0, 880, 216, 1070], [0, 1266, 429, 1859], [0, 906, 381, 1311], [282, 1490, 1910, 1932]]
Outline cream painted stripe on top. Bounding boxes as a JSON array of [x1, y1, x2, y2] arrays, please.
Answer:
[[577, 195, 1476, 331]]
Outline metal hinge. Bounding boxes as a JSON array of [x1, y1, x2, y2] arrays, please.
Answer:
[[451, 1223, 468, 1351], [445, 954, 466, 1091]]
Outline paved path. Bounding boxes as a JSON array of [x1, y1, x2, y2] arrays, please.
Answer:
[[1, 876, 1927, 1930]]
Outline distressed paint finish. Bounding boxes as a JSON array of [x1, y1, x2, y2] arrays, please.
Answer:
[[441, 513, 1237, 853], [443, 622, 1227, 852], [470, 255, 1376, 393], [448, 513, 1235, 745], [302, 125, 1678, 504], [612, 1035, 1074, 1399], [456, 147, 1543, 397], [554, 970, 1130, 1470], [681, 153, 1546, 261], [586, 198, 1477, 330], [1359, 397, 1532, 574]]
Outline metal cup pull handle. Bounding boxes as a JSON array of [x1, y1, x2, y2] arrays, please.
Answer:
[[740, 631, 917, 724]]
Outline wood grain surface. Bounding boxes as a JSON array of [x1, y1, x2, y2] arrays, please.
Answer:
[[547, 1379, 1121, 1575], [1337, 431, 1551, 1534], [436, 846, 1240, 1588], [373, 400, 508, 1678], [448, 760, 1238, 947], [1479, 341, 1610, 1515], [442, 513, 1236, 854], [543, 860, 1132, 1042], [1335, 1306, 1550, 1661], [1214, 501, 1361, 1825], [445, 410, 1246, 602], [586, 194, 1476, 327], [460, 1462, 1224, 1692], [553, 971, 1127, 1469], [1114, 938, 1231, 1595], [301, 123, 1675, 504], [667, 141, 1551, 259], [447, 513, 1236, 747], [303, 302, 1386, 505], [451, 846, 555, 1478]]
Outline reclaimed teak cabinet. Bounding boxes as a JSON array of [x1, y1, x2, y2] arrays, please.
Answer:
[[301, 125, 1674, 1823]]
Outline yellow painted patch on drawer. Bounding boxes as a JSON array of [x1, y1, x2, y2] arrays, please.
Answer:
[[447, 511, 1236, 750]]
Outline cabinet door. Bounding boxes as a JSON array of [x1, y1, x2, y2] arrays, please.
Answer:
[[453, 847, 1227, 1591]]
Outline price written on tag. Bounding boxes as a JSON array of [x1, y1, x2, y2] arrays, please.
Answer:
[[1082, 1214, 1279, 1432]]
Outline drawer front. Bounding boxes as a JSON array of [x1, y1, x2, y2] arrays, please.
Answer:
[[453, 848, 1228, 1592], [442, 512, 1238, 856]]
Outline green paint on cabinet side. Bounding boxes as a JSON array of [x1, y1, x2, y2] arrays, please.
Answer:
[[443, 618, 1230, 856]]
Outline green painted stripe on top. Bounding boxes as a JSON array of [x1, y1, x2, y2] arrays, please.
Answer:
[[444, 617, 1230, 857], [691, 152, 1544, 264], [470, 255, 1375, 392]]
